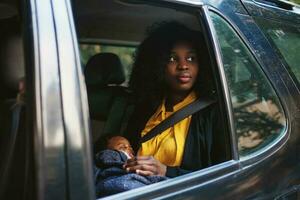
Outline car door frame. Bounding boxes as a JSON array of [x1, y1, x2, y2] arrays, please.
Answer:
[[26, 0, 300, 199], [27, 0, 94, 199]]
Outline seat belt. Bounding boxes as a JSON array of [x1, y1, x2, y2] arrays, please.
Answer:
[[139, 97, 216, 145]]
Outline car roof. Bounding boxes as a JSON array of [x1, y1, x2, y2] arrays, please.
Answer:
[[74, 0, 202, 44]]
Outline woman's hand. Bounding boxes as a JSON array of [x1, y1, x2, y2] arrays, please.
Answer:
[[124, 156, 167, 176]]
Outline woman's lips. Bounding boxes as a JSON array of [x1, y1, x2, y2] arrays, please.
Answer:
[[177, 74, 192, 83]]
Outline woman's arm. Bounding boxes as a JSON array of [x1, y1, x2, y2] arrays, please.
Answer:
[[124, 156, 195, 177], [124, 156, 167, 176]]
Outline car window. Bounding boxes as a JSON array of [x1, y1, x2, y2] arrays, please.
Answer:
[[255, 19, 300, 87], [80, 44, 136, 86], [72, 1, 233, 198], [209, 11, 287, 158]]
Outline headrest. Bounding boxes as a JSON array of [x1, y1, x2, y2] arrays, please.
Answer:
[[84, 53, 125, 87]]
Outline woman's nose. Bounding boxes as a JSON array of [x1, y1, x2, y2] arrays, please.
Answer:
[[177, 59, 188, 70]]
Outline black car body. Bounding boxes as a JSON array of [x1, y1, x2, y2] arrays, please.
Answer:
[[0, 0, 299, 199]]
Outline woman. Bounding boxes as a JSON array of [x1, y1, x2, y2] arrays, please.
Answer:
[[124, 21, 229, 178]]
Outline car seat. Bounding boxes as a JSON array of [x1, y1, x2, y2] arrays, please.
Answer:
[[84, 52, 133, 152]]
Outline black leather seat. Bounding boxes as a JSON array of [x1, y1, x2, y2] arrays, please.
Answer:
[[84, 53, 133, 152]]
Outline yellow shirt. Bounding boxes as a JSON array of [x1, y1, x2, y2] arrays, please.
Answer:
[[138, 92, 197, 166]]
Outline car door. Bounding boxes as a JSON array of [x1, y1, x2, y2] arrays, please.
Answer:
[[27, 0, 94, 199], [92, 1, 298, 199], [24, 0, 300, 200], [238, 0, 300, 198]]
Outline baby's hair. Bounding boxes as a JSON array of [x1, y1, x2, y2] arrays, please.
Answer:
[[98, 134, 128, 151], [94, 134, 121, 153]]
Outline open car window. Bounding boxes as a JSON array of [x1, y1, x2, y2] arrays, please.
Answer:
[[72, 0, 233, 198]]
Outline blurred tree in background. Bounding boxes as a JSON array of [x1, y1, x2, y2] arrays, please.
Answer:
[[288, 0, 300, 4]]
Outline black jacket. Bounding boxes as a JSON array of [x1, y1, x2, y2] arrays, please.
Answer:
[[124, 101, 230, 178], [94, 149, 167, 197]]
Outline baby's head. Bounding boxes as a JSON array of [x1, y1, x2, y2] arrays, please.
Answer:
[[106, 136, 134, 158]]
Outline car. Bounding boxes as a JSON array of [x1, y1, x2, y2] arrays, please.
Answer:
[[0, 0, 299, 199]]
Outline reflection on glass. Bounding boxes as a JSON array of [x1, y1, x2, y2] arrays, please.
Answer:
[[210, 12, 287, 157], [255, 18, 300, 86]]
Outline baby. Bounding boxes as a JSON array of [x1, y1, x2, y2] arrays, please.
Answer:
[[94, 135, 167, 197], [106, 136, 134, 159]]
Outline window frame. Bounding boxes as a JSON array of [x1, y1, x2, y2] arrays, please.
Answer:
[[81, 1, 241, 199], [205, 6, 290, 166], [75, 0, 240, 199]]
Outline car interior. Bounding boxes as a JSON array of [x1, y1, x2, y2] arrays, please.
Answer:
[[72, 2, 232, 197], [72, 0, 231, 155], [73, 0, 203, 142], [0, 0, 35, 199]]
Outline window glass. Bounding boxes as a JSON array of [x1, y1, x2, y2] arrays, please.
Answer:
[[255, 19, 300, 86], [209, 11, 287, 157], [80, 44, 136, 85]]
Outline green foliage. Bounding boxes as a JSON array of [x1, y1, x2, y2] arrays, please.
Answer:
[[288, 0, 300, 4], [80, 44, 101, 65]]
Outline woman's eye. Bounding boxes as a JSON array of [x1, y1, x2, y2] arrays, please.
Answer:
[[169, 56, 176, 62], [187, 56, 194, 62]]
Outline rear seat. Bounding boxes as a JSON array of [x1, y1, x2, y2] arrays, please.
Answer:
[[84, 52, 133, 153]]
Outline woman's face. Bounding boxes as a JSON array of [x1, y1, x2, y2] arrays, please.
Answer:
[[165, 42, 199, 96]]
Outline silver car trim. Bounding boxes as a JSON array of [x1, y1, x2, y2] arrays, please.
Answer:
[[51, 0, 95, 199], [30, 0, 67, 199]]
